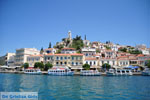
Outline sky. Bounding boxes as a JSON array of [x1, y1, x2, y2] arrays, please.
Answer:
[[0, 0, 150, 56]]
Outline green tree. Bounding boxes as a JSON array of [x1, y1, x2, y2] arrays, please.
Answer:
[[96, 49, 100, 53], [23, 63, 29, 69], [82, 64, 90, 70], [145, 60, 150, 68], [129, 50, 142, 54], [102, 63, 111, 70], [44, 62, 53, 71], [34, 62, 44, 70], [71, 35, 84, 52], [48, 42, 51, 48], [119, 48, 127, 52], [104, 45, 111, 50]]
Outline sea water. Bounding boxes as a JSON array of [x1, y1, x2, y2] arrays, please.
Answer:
[[0, 73, 150, 100]]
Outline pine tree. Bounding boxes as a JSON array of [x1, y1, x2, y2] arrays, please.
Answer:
[[48, 42, 51, 48], [40, 47, 44, 54]]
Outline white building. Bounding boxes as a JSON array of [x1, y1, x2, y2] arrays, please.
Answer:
[[84, 57, 99, 68], [61, 48, 76, 54], [141, 49, 150, 55], [99, 58, 117, 67], [81, 48, 96, 57], [117, 56, 129, 67], [15, 48, 40, 66], [5, 53, 15, 66]]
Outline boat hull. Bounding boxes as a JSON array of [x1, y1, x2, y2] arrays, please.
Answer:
[[142, 72, 150, 76]]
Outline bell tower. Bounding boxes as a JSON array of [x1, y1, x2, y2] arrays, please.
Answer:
[[68, 30, 72, 40]]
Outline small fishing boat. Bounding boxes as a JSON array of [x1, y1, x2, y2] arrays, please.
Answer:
[[48, 67, 74, 76], [80, 69, 101, 76], [142, 68, 150, 76], [24, 68, 41, 74]]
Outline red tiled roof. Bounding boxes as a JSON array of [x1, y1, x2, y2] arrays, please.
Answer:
[[85, 57, 97, 60], [45, 53, 83, 56], [30, 54, 42, 57], [136, 54, 145, 57]]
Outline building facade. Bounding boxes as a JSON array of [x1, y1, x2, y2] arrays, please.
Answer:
[[15, 48, 40, 66]]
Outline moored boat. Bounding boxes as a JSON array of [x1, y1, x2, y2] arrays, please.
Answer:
[[24, 68, 41, 74], [106, 69, 115, 76], [80, 69, 101, 76], [142, 68, 150, 76], [48, 67, 74, 76], [106, 69, 133, 76]]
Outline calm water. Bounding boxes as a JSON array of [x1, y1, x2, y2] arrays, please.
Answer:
[[0, 73, 150, 100]]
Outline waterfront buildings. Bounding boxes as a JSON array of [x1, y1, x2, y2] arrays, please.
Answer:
[[1, 31, 150, 71], [44, 53, 84, 70], [27, 55, 43, 67], [15, 48, 40, 66]]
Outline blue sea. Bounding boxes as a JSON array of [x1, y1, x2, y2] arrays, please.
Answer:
[[0, 73, 150, 100]]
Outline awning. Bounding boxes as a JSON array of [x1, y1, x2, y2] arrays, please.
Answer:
[[124, 65, 139, 69]]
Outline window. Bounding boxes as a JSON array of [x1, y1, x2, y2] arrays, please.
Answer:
[[94, 61, 96, 65], [68, 57, 70, 59], [56, 57, 59, 60], [64, 62, 67, 65], [64, 57, 67, 60], [60, 62, 63, 65], [48, 57, 50, 60], [56, 62, 59, 65], [86, 61, 88, 64], [72, 62, 74, 65], [61, 57, 63, 60], [72, 57, 74, 60], [76, 62, 78, 65], [90, 62, 92, 66]]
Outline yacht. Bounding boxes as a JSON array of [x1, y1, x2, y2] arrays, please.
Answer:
[[142, 68, 150, 76], [107, 69, 133, 76], [80, 69, 101, 76], [24, 68, 41, 74], [48, 67, 74, 76]]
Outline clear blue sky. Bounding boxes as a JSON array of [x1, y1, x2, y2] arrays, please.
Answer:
[[0, 0, 150, 56]]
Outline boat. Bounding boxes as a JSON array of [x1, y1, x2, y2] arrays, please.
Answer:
[[106, 69, 115, 76], [80, 69, 101, 76], [142, 68, 150, 76], [106, 69, 133, 76], [48, 67, 74, 76], [24, 68, 41, 74]]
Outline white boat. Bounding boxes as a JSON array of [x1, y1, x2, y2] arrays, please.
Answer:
[[106, 69, 115, 76], [48, 67, 74, 76], [142, 68, 150, 76], [107, 69, 133, 76], [80, 70, 101, 76], [24, 68, 41, 74]]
